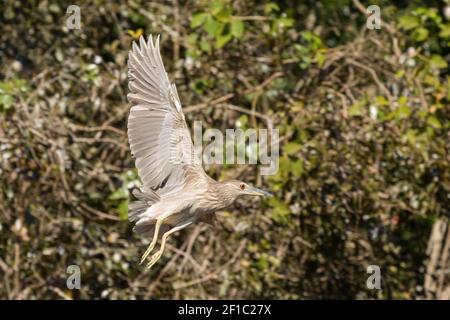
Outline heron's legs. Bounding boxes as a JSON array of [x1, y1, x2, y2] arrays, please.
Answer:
[[140, 218, 163, 264], [146, 220, 193, 269]]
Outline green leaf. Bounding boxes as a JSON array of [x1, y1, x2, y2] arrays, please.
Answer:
[[264, 2, 279, 14], [447, 78, 450, 101], [404, 129, 417, 145], [268, 197, 290, 224], [186, 49, 199, 59], [396, 105, 411, 119], [186, 34, 198, 45], [109, 188, 127, 200], [279, 157, 291, 173], [256, 255, 268, 270], [0, 95, 13, 110], [412, 27, 429, 42], [299, 56, 311, 69], [231, 19, 244, 39], [290, 160, 303, 177], [0, 82, 14, 94], [274, 17, 294, 29], [349, 100, 365, 116], [236, 114, 248, 128], [427, 116, 442, 129], [314, 51, 325, 66], [190, 12, 207, 28], [214, 8, 231, 23], [199, 39, 211, 53], [284, 142, 301, 156], [374, 95, 388, 106], [118, 200, 129, 221], [394, 70, 405, 79], [209, 1, 223, 16], [215, 33, 232, 48], [395, 97, 410, 119], [398, 15, 420, 30], [429, 55, 448, 69], [203, 15, 221, 36], [439, 24, 450, 38], [301, 31, 313, 41]]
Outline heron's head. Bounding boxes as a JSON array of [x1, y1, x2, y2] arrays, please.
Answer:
[[222, 180, 272, 200]]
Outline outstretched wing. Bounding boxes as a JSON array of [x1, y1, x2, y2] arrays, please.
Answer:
[[127, 35, 203, 195]]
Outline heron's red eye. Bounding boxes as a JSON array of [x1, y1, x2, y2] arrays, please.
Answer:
[[240, 184, 245, 190]]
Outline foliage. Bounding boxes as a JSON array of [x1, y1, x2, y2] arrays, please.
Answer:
[[0, 0, 449, 299]]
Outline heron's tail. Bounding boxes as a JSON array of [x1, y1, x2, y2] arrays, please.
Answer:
[[128, 188, 159, 223]]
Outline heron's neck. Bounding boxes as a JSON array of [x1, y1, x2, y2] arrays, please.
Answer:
[[209, 181, 236, 210]]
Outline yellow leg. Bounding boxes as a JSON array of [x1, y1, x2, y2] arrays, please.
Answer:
[[140, 219, 162, 264], [146, 221, 193, 269]]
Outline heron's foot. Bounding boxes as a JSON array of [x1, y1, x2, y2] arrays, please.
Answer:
[[140, 221, 162, 264], [146, 249, 163, 269], [140, 243, 156, 265]]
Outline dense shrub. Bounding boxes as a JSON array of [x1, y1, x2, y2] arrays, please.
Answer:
[[0, 0, 448, 299]]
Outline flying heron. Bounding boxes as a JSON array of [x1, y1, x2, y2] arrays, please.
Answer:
[[127, 34, 271, 269]]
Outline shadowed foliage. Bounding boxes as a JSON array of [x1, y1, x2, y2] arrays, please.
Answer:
[[0, 0, 449, 299]]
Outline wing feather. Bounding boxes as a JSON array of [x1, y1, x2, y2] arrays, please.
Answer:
[[127, 35, 204, 195]]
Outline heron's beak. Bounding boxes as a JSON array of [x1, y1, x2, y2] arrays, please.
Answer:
[[247, 187, 272, 197]]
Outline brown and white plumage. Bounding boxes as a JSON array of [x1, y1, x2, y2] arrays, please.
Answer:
[[127, 35, 271, 269]]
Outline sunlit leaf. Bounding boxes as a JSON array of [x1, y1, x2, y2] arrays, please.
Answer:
[[209, 1, 223, 16], [429, 55, 448, 69], [203, 15, 221, 36], [118, 200, 129, 221], [231, 19, 244, 39], [412, 27, 428, 41], [398, 15, 420, 30], [199, 39, 211, 53], [215, 8, 231, 23], [284, 142, 301, 156], [439, 24, 450, 38], [215, 33, 232, 48], [290, 160, 303, 177], [191, 12, 207, 28], [264, 2, 279, 14], [427, 115, 441, 129]]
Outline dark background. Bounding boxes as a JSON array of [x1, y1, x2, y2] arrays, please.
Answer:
[[0, 0, 449, 299]]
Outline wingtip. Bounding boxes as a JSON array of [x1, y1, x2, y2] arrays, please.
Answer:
[[139, 35, 147, 50], [131, 34, 163, 52], [146, 33, 153, 47], [155, 35, 161, 51], [131, 40, 140, 55]]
